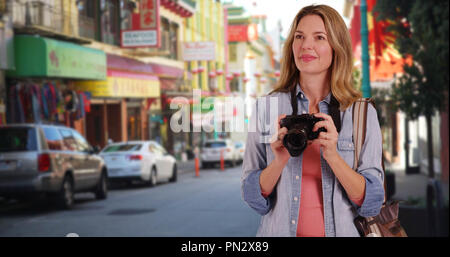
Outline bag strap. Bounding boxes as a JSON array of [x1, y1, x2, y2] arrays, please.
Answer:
[[352, 98, 387, 203]]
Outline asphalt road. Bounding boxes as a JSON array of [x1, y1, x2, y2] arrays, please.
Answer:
[[0, 164, 260, 237]]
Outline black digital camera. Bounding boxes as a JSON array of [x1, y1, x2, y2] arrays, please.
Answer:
[[279, 114, 326, 157]]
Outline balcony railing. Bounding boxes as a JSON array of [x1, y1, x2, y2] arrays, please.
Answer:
[[10, 0, 93, 43]]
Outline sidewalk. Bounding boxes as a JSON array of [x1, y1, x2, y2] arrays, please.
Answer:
[[177, 159, 196, 175], [386, 163, 449, 203]]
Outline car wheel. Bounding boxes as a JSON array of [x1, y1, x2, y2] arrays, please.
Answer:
[[57, 175, 74, 209], [169, 164, 177, 182], [149, 167, 157, 187], [94, 171, 108, 200]]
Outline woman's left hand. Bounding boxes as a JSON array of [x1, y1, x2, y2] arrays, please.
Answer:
[[312, 112, 339, 160]]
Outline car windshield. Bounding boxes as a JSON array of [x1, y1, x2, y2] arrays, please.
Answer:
[[102, 144, 142, 152], [204, 141, 226, 148], [0, 127, 37, 152]]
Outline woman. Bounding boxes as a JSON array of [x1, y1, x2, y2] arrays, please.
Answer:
[[241, 5, 384, 237]]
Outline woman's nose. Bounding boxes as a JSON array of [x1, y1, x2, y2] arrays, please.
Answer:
[[301, 37, 314, 50]]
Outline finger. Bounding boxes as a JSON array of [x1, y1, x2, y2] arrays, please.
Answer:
[[313, 112, 332, 122], [277, 114, 287, 129], [313, 120, 334, 133]]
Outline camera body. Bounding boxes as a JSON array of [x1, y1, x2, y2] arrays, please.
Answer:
[[280, 114, 326, 157]]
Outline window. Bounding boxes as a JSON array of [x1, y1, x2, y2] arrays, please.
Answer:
[[204, 141, 226, 148], [120, 0, 138, 30], [72, 130, 91, 152], [100, 0, 120, 45], [77, 0, 97, 39], [43, 127, 64, 151], [0, 127, 37, 152], [103, 144, 142, 152], [59, 129, 77, 151]]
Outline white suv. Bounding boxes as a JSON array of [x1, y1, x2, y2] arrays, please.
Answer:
[[200, 139, 238, 168]]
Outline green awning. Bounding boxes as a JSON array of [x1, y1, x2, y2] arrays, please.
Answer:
[[6, 35, 106, 80]]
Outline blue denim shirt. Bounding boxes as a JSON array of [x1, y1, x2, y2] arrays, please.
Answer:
[[241, 85, 385, 237]]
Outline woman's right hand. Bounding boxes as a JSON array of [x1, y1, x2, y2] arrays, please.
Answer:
[[270, 114, 291, 166]]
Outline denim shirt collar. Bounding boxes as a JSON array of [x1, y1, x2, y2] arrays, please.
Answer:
[[295, 83, 331, 105]]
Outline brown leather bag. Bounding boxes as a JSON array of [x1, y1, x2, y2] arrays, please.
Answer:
[[352, 98, 407, 237]]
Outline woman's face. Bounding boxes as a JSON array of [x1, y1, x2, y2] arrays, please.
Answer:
[[292, 14, 333, 76]]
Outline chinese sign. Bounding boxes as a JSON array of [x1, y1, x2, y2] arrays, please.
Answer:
[[182, 42, 216, 61], [74, 70, 160, 98], [228, 24, 258, 42], [121, 0, 160, 48]]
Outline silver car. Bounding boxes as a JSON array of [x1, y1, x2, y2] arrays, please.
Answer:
[[0, 124, 108, 209], [200, 139, 238, 168]]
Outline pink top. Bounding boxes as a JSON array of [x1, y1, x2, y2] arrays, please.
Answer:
[[261, 143, 365, 237], [297, 142, 325, 237]]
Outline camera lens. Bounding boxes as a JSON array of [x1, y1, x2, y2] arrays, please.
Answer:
[[285, 129, 307, 149]]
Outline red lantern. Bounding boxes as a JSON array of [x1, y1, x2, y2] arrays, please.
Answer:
[[209, 71, 216, 78], [216, 69, 224, 75], [191, 68, 198, 74], [274, 70, 280, 77], [226, 74, 234, 81], [233, 71, 241, 77], [198, 66, 205, 73], [243, 77, 250, 83], [254, 72, 261, 78]]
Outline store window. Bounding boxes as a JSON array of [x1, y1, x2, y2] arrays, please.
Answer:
[[100, 0, 120, 45], [127, 106, 141, 141]]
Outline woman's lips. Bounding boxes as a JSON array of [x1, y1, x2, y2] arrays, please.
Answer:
[[300, 55, 317, 62]]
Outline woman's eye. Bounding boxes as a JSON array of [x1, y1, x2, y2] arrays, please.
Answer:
[[295, 35, 303, 39], [317, 35, 326, 40]]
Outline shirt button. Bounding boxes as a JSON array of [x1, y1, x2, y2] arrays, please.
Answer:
[[294, 197, 298, 201], [296, 175, 299, 180], [292, 220, 296, 224]]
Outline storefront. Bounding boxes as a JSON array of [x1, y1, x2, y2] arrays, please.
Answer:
[[74, 68, 160, 148], [4, 35, 106, 136]]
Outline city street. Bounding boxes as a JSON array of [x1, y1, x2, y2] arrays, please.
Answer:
[[0, 164, 260, 237]]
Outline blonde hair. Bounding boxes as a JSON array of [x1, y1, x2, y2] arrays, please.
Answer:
[[271, 5, 361, 110]]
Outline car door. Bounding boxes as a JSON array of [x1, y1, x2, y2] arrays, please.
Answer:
[[149, 142, 166, 179], [59, 128, 86, 191], [72, 129, 100, 188], [155, 143, 173, 179]]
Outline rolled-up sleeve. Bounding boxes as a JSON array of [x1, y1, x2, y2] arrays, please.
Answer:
[[353, 104, 385, 217], [241, 100, 273, 216]]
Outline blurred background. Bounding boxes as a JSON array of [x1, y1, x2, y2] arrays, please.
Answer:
[[0, 0, 448, 237]]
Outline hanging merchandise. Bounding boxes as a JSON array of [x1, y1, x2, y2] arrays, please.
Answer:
[[83, 92, 91, 113], [76, 92, 85, 120], [40, 84, 49, 119], [30, 84, 42, 123], [64, 90, 78, 113]]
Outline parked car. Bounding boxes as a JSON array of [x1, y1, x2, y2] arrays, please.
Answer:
[[100, 141, 177, 186], [200, 139, 238, 168], [0, 123, 108, 209], [234, 141, 245, 163]]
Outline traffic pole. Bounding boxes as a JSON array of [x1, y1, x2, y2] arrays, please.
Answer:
[[220, 149, 225, 171], [194, 147, 200, 177], [195, 156, 199, 177]]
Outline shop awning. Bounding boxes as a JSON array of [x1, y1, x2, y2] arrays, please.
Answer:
[[6, 35, 106, 80], [74, 70, 160, 98]]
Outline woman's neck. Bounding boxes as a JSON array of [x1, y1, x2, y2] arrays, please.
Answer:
[[299, 73, 331, 105]]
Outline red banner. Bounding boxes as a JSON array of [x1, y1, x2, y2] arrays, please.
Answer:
[[349, 0, 412, 81], [228, 24, 258, 42]]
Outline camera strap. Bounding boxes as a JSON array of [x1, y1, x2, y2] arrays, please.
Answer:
[[289, 84, 341, 133]]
